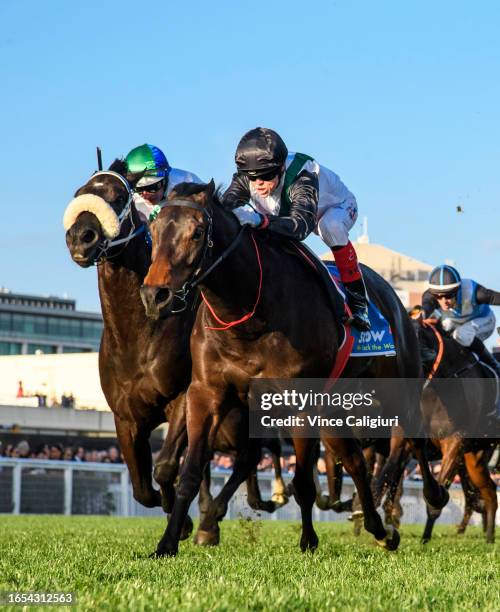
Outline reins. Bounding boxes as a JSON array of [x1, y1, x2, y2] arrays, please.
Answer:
[[422, 318, 444, 381], [201, 232, 263, 331], [159, 199, 262, 328]]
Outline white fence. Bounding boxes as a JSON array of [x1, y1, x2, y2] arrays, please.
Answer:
[[0, 458, 498, 526]]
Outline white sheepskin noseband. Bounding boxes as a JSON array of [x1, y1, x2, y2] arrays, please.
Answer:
[[63, 194, 120, 239]]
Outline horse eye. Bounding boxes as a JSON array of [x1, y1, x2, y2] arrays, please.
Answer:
[[192, 227, 204, 241]]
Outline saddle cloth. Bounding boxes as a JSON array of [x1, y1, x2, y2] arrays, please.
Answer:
[[282, 241, 397, 360], [323, 262, 396, 358]]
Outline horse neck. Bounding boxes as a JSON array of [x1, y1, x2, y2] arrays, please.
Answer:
[[97, 227, 152, 340], [437, 334, 475, 377], [200, 205, 263, 315]]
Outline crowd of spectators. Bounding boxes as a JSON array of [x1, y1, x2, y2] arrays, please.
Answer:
[[0, 440, 123, 463], [1, 442, 498, 486], [15, 380, 76, 409]]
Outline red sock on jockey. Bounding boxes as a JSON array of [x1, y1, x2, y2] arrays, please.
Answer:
[[331, 241, 362, 283]]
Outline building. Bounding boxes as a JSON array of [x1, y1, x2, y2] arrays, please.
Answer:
[[0, 288, 103, 355], [320, 219, 433, 307]]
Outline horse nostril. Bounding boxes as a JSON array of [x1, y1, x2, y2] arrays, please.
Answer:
[[155, 288, 171, 307], [82, 229, 98, 244]]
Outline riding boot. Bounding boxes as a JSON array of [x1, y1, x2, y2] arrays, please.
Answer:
[[343, 278, 371, 331], [331, 242, 371, 331], [469, 337, 500, 376]]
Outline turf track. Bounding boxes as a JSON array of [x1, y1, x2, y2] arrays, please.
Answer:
[[0, 516, 498, 611]]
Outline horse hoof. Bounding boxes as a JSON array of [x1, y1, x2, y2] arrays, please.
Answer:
[[330, 500, 342, 512], [152, 544, 177, 558], [428, 487, 449, 511], [421, 537, 430, 545], [300, 533, 319, 553], [456, 527, 466, 535], [376, 525, 400, 551], [256, 500, 277, 513], [271, 493, 289, 507], [179, 515, 194, 541], [194, 529, 220, 546]]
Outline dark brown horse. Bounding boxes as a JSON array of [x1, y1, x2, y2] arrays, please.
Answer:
[[415, 317, 498, 543], [63, 163, 287, 543], [140, 181, 447, 556]]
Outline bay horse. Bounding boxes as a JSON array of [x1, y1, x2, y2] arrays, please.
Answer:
[[63, 162, 287, 543], [141, 181, 447, 557], [414, 317, 498, 543]]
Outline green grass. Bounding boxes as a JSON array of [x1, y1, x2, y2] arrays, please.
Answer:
[[0, 516, 497, 611]]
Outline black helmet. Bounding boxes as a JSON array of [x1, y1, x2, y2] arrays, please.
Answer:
[[428, 264, 461, 296], [235, 127, 288, 178]]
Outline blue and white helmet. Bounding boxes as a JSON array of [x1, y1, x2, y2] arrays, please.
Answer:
[[428, 265, 461, 296]]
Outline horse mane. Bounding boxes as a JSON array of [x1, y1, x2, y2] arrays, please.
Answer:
[[169, 181, 226, 208]]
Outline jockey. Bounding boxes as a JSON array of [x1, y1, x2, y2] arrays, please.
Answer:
[[125, 144, 202, 223], [222, 127, 370, 331], [422, 264, 500, 374]]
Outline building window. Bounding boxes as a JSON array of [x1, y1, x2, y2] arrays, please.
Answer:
[[0, 341, 22, 355], [27, 343, 58, 354], [0, 313, 11, 331]]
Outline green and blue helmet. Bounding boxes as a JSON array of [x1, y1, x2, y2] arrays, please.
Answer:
[[125, 144, 171, 188]]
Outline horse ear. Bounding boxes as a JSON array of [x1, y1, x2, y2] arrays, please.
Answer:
[[206, 179, 216, 198], [108, 158, 127, 176]]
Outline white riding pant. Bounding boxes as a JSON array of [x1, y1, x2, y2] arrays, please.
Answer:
[[316, 201, 358, 247], [441, 311, 496, 347]]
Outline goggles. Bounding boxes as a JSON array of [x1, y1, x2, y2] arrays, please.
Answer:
[[248, 169, 281, 182], [135, 179, 165, 194]]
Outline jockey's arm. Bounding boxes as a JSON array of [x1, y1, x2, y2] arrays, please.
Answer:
[[475, 284, 500, 305], [421, 290, 438, 318], [265, 170, 318, 241], [221, 172, 251, 209], [222, 170, 319, 241]]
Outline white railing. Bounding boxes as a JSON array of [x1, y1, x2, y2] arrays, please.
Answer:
[[0, 458, 498, 526]]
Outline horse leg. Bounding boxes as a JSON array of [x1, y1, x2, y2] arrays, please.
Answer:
[[154, 387, 219, 557], [153, 396, 188, 513], [314, 465, 330, 510], [114, 414, 161, 508], [268, 440, 289, 507], [352, 446, 376, 536], [246, 467, 277, 513], [335, 438, 399, 550], [411, 437, 449, 510], [193, 463, 217, 545], [292, 438, 319, 552], [422, 435, 461, 543], [197, 444, 263, 543], [373, 431, 406, 507], [463, 450, 497, 543], [321, 438, 351, 513], [456, 462, 482, 534]]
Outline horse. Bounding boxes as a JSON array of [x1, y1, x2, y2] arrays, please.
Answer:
[[63, 162, 287, 544], [140, 180, 447, 557], [414, 317, 498, 543]]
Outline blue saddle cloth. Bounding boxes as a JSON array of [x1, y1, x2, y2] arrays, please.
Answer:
[[324, 262, 396, 357]]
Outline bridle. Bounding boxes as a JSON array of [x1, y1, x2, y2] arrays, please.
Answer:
[[155, 199, 246, 314], [90, 171, 148, 264]]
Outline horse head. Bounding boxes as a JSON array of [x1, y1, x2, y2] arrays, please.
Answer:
[[64, 159, 141, 267], [140, 180, 219, 319]]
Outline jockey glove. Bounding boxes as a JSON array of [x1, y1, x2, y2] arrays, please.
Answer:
[[233, 204, 265, 228]]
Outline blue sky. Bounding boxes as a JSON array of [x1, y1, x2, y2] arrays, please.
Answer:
[[1, 0, 499, 338]]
